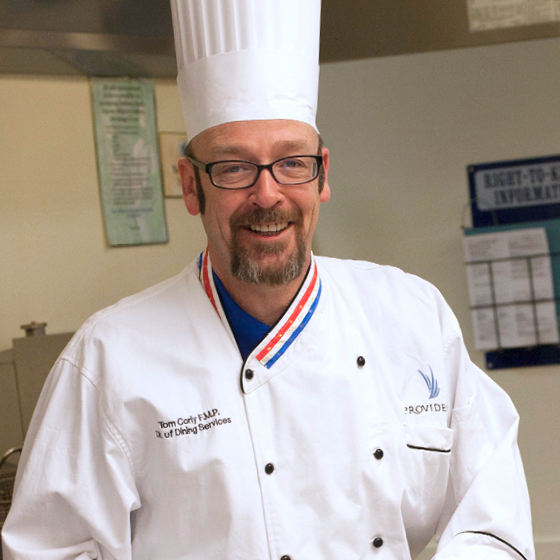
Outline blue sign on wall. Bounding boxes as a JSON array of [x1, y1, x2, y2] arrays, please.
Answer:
[[468, 154, 560, 227]]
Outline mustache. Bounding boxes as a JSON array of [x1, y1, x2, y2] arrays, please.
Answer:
[[230, 206, 302, 228]]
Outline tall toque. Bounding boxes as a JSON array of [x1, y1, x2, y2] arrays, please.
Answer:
[[170, 0, 321, 139]]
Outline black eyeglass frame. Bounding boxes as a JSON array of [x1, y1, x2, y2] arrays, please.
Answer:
[[187, 155, 323, 190]]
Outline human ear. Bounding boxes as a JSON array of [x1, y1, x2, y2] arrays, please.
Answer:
[[178, 158, 201, 215], [320, 147, 331, 203]]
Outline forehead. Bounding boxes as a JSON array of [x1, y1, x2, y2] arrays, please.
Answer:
[[193, 119, 319, 160]]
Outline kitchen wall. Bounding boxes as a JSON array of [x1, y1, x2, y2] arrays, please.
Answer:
[[0, 76, 206, 351], [1, 35, 559, 558]]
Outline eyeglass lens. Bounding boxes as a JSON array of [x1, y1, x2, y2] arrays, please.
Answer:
[[211, 156, 318, 189]]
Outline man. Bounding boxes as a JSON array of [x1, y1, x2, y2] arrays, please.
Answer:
[[2, 0, 534, 559], [178, 119, 330, 327]]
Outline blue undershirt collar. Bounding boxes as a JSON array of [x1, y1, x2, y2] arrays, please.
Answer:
[[212, 270, 271, 360]]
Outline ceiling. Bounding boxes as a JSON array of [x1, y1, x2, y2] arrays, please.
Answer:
[[1, 0, 560, 77]]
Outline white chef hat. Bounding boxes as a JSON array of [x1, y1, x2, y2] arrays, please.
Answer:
[[170, 0, 321, 139]]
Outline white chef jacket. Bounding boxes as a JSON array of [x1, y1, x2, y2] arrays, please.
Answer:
[[2, 254, 534, 560]]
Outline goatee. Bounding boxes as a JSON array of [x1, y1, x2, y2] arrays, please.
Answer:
[[230, 207, 307, 286]]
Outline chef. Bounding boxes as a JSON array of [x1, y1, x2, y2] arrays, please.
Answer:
[[2, 0, 534, 559]]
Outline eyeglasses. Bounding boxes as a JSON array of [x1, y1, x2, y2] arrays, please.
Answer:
[[187, 155, 323, 190]]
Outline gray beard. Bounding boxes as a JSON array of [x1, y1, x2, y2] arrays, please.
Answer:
[[230, 208, 307, 286]]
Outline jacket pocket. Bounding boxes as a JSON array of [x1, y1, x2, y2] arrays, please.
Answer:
[[405, 422, 453, 453]]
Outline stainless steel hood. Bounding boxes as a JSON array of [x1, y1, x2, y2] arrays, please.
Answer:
[[0, 0, 177, 77], [2, 0, 560, 78]]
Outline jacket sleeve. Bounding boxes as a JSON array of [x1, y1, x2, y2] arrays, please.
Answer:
[[432, 308, 535, 560], [1, 357, 141, 560]]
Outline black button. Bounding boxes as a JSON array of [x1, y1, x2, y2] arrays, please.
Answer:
[[245, 369, 254, 380], [280, 556, 291, 560], [357, 356, 366, 367], [373, 537, 384, 548], [265, 463, 275, 474], [374, 448, 384, 460]]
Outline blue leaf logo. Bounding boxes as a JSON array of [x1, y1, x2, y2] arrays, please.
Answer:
[[418, 366, 440, 399]]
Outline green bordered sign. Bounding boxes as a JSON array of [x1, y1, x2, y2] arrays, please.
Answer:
[[91, 79, 168, 246]]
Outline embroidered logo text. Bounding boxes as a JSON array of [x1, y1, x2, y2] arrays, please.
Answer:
[[155, 408, 232, 439], [404, 365, 446, 415]]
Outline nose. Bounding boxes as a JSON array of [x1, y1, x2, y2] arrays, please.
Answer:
[[249, 167, 284, 208]]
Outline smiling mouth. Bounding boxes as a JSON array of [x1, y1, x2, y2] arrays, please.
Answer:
[[247, 222, 290, 236]]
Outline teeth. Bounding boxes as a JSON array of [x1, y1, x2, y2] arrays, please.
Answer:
[[250, 222, 288, 233]]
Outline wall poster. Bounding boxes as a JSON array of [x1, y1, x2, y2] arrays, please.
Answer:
[[468, 154, 560, 227], [91, 79, 168, 246]]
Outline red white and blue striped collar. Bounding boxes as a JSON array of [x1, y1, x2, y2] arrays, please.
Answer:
[[199, 248, 221, 317], [198, 248, 322, 369]]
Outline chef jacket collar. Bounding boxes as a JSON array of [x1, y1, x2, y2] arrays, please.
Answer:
[[199, 248, 324, 392]]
